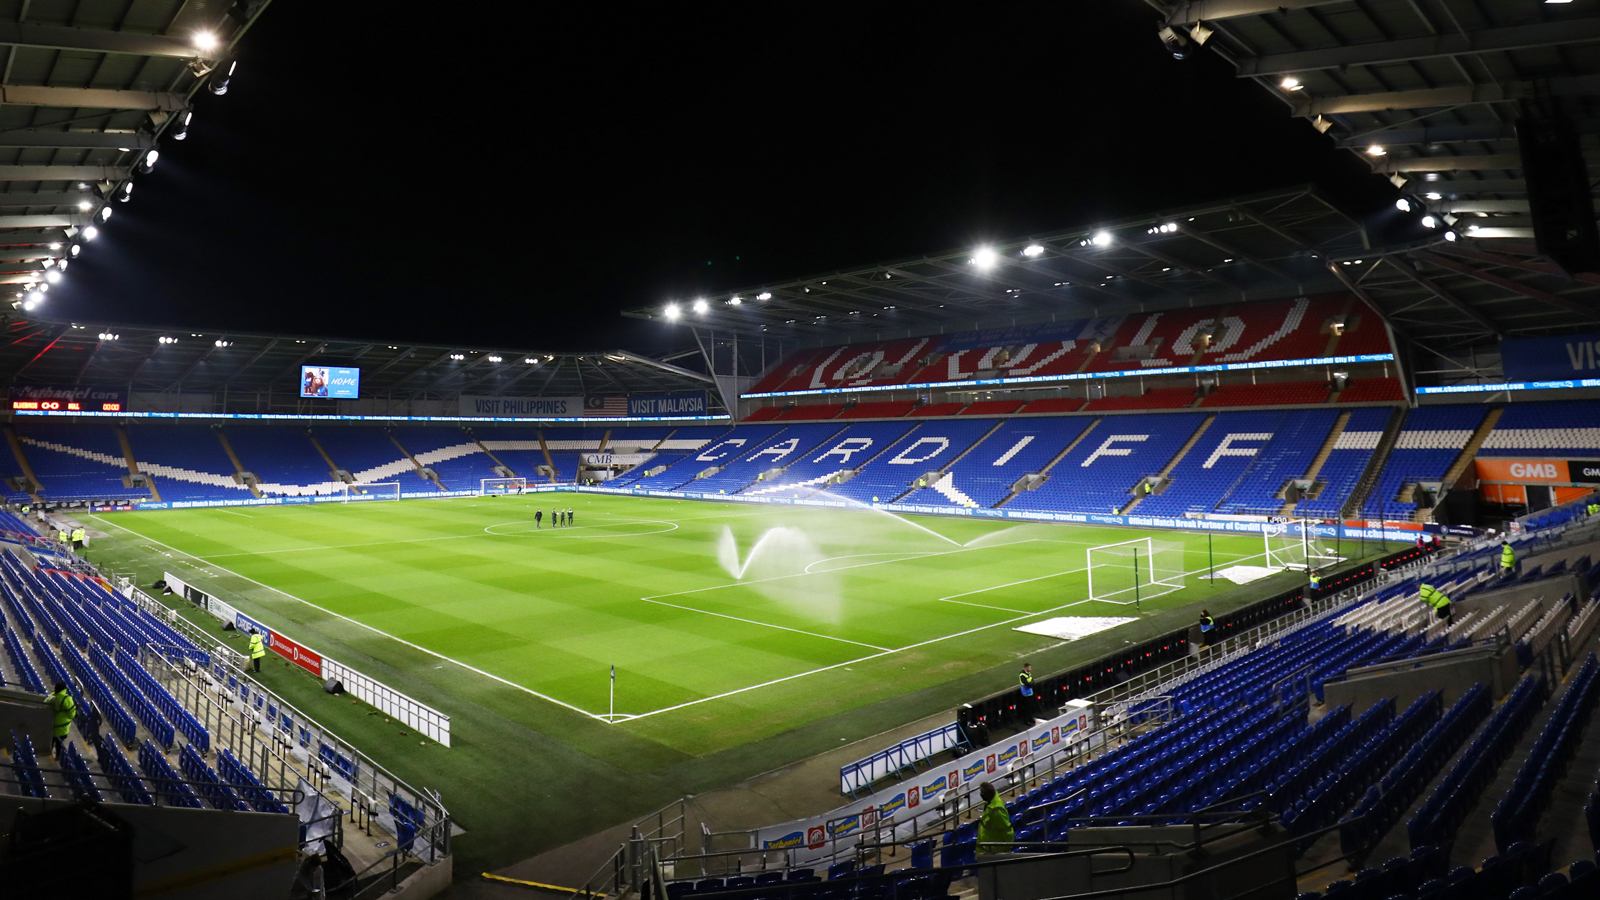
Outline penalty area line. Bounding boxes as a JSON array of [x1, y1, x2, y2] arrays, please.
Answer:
[[638, 597, 892, 652], [85, 513, 616, 723]]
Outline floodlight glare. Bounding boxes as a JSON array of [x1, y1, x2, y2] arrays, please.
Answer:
[[192, 31, 220, 53], [487, 355, 502, 362], [971, 247, 998, 269], [43, 269, 60, 283], [98, 206, 112, 221], [664, 303, 680, 319], [1366, 145, 1386, 156], [728, 296, 742, 305], [140, 150, 159, 173], [57, 260, 66, 272], [1022, 244, 1045, 257], [1444, 231, 1458, 241], [82, 226, 98, 241], [1425, 192, 1442, 200], [692, 299, 708, 314], [69, 244, 80, 257], [1091, 230, 1112, 247], [119, 182, 133, 202], [1280, 77, 1303, 91], [77, 201, 91, 212], [22, 298, 37, 311], [35, 282, 48, 293], [1421, 215, 1437, 228], [756, 291, 772, 301], [47, 243, 59, 250], [1395, 198, 1411, 212]]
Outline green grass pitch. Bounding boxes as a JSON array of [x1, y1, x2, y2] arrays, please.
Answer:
[[81, 494, 1393, 874]]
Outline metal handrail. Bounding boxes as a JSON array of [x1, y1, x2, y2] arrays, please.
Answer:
[[0, 762, 306, 809]]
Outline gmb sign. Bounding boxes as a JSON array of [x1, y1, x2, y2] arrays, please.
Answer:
[[1569, 460, 1600, 484]]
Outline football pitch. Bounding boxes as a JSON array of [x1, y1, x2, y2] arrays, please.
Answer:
[[85, 494, 1354, 752]]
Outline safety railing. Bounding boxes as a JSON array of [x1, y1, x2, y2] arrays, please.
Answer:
[[140, 644, 299, 788]]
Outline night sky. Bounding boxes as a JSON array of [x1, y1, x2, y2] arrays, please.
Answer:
[[46, 4, 1394, 355]]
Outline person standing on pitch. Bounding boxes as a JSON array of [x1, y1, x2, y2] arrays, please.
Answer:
[[1018, 663, 1038, 722], [1500, 538, 1516, 577], [46, 681, 75, 759], [976, 781, 1014, 857], [570, 508, 576, 527], [248, 628, 266, 673], [535, 509, 542, 529], [1419, 582, 1451, 622]]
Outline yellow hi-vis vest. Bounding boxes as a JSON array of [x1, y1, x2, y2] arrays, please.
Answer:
[[1419, 584, 1450, 611], [247, 633, 266, 660], [1501, 544, 1515, 568]]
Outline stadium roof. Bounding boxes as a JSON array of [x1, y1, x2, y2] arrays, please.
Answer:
[[622, 185, 1600, 354], [0, 0, 269, 310], [0, 317, 718, 403], [1144, 0, 1598, 225]]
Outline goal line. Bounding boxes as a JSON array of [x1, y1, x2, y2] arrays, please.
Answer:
[[341, 482, 400, 502]]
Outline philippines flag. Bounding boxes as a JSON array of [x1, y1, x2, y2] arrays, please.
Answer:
[[585, 395, 628, 416]]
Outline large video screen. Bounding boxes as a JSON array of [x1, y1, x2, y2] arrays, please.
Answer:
[[300, 366, 360, 399]]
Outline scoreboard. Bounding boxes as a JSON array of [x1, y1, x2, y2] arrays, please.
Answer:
[[8, 385, 127, 413], [10, 399, 123, 412]]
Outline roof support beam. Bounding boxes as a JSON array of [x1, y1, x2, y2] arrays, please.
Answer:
[[1173, 223, 1297, 282], [225, 339, 279, 385], [1430, 244, 1600, 287], [0, 84, 185, 111], [0, 165, 125, 182], [1383, 257, 1503, 338], [1337, 121, 1600, 148], [0, 214, 86, 228], [610, 350, 716, 384], [1239, 17, 1600, 77], [1409, 249, 1600, 323], [1115, 238, 1235, 288], [1373, 154, 1521, 173], [1163, 0, 1344, 26], [1326, 262, 1407, 339], [0, 131, 153, 151], [0, 191, 98, 207], [1293, 75, 1600, 117], [0, 22, 216, 58]]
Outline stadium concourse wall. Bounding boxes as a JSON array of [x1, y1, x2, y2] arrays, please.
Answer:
[[161, 571, 452, 748]]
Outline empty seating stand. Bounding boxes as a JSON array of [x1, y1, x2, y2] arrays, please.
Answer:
[[1201, 380, 1331, 407]]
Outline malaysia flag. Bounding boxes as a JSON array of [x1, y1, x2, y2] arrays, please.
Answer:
[[585, 395, 628, 416]]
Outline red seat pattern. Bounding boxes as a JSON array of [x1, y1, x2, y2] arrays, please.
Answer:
[[908, 402, 967, 417], [1199, 380, 1331, 407], [1018, 397, 1085, 414], [1083, 387, 1197, 411], [774, 403, 846, 421], [837, 401, 917, 419], [959, 400, 1025, 416], [744, 406, 785, 422], [1338, 377, 1405, 403]]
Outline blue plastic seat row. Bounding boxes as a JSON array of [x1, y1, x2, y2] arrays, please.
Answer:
[[1492, 655, 1600, 854]]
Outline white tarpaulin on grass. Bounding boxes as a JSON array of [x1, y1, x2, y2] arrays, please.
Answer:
[[1014, 616, 1138, 641], [1201, 564, 1280, 585]]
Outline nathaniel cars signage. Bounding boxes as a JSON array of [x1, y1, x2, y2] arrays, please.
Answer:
[[9, 384, 126, 412]]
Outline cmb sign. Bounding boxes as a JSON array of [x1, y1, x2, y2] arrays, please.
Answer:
[[582, 453, 652, 467]]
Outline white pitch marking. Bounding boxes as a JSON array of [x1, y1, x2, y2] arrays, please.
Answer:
[[639, 597, 892, 652], [85, 513, 613, 722]]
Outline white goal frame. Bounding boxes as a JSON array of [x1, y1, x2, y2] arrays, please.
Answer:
[[342, 482, 401, 502], [1264, 520, 1343, 573], [1086, 537, 1185, 605], [480, 477, 528, 496]]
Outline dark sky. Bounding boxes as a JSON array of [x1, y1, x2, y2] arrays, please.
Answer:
[[46, 3, 1394, 355]]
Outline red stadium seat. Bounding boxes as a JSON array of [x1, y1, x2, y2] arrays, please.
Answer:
[[1338, 377, 1405, 403], [1083, 387, 1197, 411], [1198, 380, 1330, 407], [743, 406, 786, 422], [774, 403, 846, 421], [959, 400, 1025, 416], [837, 400, 917, 419], [907, 402, 967, 417], [1017, 397, 1085, 414]]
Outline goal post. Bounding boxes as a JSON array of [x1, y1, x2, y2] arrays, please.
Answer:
[[1264, 520, 1343, 573], [480, 477, 528, 496], [1087, 537, 1185, 606], [342, 482, 400, 502]]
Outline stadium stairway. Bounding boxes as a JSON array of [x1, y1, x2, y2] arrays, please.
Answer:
[[993, 418, 1098, 508], [1410, 408, 1503, 523], [1, 424, 44, 502], [1119, 413, 1215, 514], [1284, 410, 1351, 517], [890, 419, 1007, 503], [1343, 407, 1407, 518], [212, 427, 263, 498]]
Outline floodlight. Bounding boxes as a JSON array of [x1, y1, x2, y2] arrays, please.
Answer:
[[140, 150, 159, 173], [35, 282, 48, 293], [524, 358, 537, 364], [1444, 231, 1458, 241], [728, 296, 742, 305], [58, 259, 69, 272], [1312, 116, 1332, 134], [215, 339, 232, 347], [692, 299, 708, 314], [98, 206, 112, 221], [1389, 174, 1407, 189], [487, 355, 502, 362], [47, 243, 59, 250], [1189, 22, 1212, 45], [1157, 24, 1192, 59], [22, 298, 37, 311], [119, 182, 133, 202], [1395, 198, 1411, 212], [192, 31, 220, 53], [1425, 192, 1442, 200], [664, 303, 680, 319], [1091, 230, 1112, 247], [77, 201, 91, 212], [173, 111, 192, 141], [69, 244, 80, 257], [1022, 244, 1044, 257], [41, 258, 54, 269], [82, 226, 98, 241], [1280, 77, 1303, 91], [756, 291, 772, 300], [971, 247, 998, 269], [1421, 215, 1437, 228], [210, 60, 237, 95], [43, 269, 60, 283], [1366, 145, 1386, 156]]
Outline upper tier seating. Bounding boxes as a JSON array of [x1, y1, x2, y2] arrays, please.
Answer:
[[744, 406, 786, 422], [740, 422, 919, 499], [1199, 380, 1331, 408], [1363, 405, 1489, 519], [1084, 387, 1196, 411], [607, 425, 731, 487], [960, 400, 1025, 416], [1294, 408, 1396, 518], [820, 419, 1001, 504], [1339, 377, 1405, 403], [125, 424, 252, 502], [837, 401, 917, 419], [1478, 400, 1600, 457], [1008, 413, 1206, 515], [1017, 397, 1085, 415], [745, 295, 1392, 396], [538, 426, 607, 483], [901, 418, 1093, 509], [16, 425, 148, 501]]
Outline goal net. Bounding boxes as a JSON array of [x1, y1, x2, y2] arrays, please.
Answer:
[[1087, 537, 1185, 605], [481, 477, 528, 496], [342, 482, 400, 502], [1263, 521, 1342, 572]]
